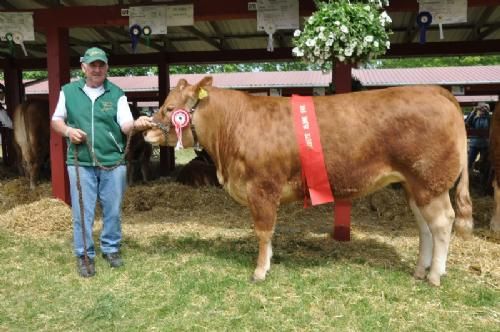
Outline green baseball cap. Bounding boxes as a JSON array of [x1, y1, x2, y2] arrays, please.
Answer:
[[81, 47, 108, 64]]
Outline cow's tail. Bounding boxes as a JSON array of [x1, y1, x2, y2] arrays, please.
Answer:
[[454, 133, 474, 239]]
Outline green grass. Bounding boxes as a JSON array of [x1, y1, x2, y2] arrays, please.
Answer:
[[0, 181, 499, 331], [0, 229, 499, 331]]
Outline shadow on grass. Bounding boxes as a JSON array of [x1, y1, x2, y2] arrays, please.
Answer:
[[124, 228, 413, 276]]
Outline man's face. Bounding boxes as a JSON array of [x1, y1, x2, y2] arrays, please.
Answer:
[[81, 60, 108, 88]]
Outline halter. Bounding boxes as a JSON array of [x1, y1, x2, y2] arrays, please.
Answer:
[[152, 99, 201, 150]]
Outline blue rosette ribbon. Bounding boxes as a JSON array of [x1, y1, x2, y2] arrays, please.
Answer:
[[416, 11, 432, 44], [129, 24, 142, 52]]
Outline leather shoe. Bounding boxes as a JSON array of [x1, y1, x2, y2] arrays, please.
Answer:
[[77, 256, 95, 278], [102, 252, 123, 268]]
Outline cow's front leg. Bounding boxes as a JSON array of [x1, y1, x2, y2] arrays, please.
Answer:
[[247, 180, 280, 282], [409, 200, 433, 280]]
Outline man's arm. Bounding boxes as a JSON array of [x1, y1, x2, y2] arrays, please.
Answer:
[[51, 90, 87, 144], [117, 96, 153, 135]]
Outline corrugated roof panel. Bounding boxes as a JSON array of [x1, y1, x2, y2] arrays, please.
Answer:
[[352, 65, 500, 86]]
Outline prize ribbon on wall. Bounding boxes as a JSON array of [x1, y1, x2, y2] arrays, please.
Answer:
[[142, 25, 152, 47], [12, 32, 27, 56], [5, 33, 14, 56], [264, 23, 276, 52], [129, 24, 142, 52], [171, 109, 191, 150], [416, 11, 432, 44]]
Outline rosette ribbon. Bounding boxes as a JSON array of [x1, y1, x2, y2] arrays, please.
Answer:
[[129, 24, 142, 52], [264, 23, 276, 52], [142, 25, 152, 47], [171, 109, 191, 150], [12, 32, 27, 56], [416, 11, 432, 44], [5, 33, 14, 56]]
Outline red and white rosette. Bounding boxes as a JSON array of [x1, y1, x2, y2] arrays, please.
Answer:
[[171, 109, 190, 150]]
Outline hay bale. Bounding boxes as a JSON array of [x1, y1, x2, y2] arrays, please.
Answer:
[[0, 197, 72, 237]]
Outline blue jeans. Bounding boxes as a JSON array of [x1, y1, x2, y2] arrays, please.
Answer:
[[67, 165, 127, 258]]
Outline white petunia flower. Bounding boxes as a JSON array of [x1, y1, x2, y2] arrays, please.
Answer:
[[293, 30, 301, 37]]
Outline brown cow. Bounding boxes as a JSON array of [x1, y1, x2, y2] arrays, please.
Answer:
[[13, 100, 50, 189], [144, 77, 473, 286], [488, 101, 500, 233]]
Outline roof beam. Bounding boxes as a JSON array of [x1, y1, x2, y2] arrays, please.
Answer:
[[467, 6, 496, 40], [31, 1, 500, 29], [478, 23, 500, 40], [209, 21, 229, 50], [179, 26, 223, 50], [3, 39, 500, 69], [0, 1, 16, 10]]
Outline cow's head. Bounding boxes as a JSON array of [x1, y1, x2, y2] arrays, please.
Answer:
[[144, 76, 213, 146]]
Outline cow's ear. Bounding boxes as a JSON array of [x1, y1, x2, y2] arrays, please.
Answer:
[[176, 79, 188, 90], [199, 76, 213, 88]]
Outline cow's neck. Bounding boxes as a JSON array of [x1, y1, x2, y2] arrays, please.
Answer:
[[192, 87, 242, 170]]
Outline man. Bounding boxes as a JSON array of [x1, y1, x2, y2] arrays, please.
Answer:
[[51, 47, 152, 277], [465, 102, 491, 171], [0, 83, 13, 157]]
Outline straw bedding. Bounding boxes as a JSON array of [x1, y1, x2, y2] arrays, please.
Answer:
[[0, 167, 498, 285]]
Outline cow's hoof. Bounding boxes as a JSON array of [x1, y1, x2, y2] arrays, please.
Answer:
[[250, 275, 265, 283], [413, 267, 427, 280], [427, 273, 441, 287], [454, 218, 474, 240]]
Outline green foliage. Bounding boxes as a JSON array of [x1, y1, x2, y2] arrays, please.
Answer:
[[292, 0, 392, 69]]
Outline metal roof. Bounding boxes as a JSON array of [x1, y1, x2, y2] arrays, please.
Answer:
[[0, 1, 499, 62], [23, 65, 500, 94], [352, 65, 500, 86]]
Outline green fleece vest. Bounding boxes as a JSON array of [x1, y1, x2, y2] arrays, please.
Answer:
[[63, 78, 126, 166]]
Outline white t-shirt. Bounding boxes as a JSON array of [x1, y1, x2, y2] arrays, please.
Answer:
[[51, 84, 133, 127], [0, 108, 13, 129]]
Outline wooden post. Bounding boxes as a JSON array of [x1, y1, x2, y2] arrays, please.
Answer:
[[46, 26, 71, 204], [158, 58, 175, 176], [332, 61, 352, 241]]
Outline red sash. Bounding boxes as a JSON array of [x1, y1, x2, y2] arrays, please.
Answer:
[[291, 95, 334, 205]]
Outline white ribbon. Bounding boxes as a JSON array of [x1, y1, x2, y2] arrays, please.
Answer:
[[265, 24, 276, 52], [171, 109, 190, 150], [12, 32, 27, 56]]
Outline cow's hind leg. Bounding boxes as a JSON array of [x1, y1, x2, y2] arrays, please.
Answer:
[[247, 180, 280, 282], [490, 181, 500, 232], [411, 192, 455, 286]]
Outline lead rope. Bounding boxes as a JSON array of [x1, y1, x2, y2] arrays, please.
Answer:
[[71, 129, 135, 273]]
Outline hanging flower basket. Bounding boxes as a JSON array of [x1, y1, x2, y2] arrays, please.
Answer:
[[292, 0, 392, 70]]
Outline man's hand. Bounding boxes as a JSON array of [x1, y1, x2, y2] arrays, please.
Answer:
[[133, 116, 154, 131], [67, 128, 87, 144]]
